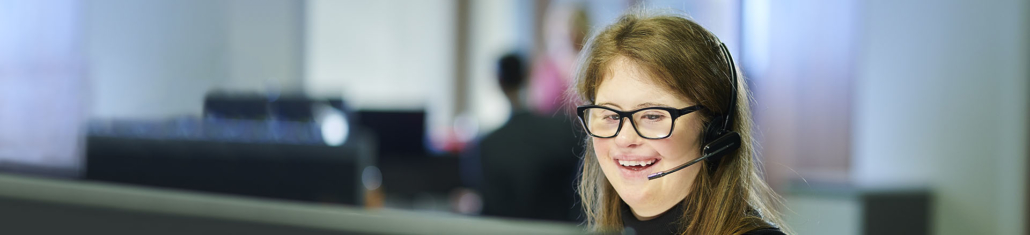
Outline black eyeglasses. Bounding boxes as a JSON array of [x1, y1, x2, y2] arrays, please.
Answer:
[[576, 105, 704, 139]]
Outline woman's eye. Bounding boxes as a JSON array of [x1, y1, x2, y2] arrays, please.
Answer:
[[605, 115, 620, 121], [643, 114, 666, 121]]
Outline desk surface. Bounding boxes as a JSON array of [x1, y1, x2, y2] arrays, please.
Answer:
[[0, 173, 583, 234]]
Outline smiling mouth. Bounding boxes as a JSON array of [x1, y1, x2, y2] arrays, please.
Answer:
[[617, 159, 660, 171]]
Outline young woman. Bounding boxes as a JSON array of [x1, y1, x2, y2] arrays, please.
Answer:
[[571, 11, 790, 235]]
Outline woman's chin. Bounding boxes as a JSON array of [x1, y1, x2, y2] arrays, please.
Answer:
[[618, 192, 667, 219], [614, 185, 653, 207]]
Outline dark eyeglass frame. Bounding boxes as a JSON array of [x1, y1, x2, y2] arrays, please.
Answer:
[[576, 105, 705, 139]]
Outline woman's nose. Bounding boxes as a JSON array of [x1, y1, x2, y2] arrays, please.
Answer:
[[613, 117, 642, 147]]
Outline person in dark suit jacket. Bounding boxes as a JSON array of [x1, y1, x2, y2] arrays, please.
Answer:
[[462, 53, 583, 222]]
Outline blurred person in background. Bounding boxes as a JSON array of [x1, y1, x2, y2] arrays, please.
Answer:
[[529, 1, 590, 116], [462, 53, 583, 222], [571, 11, 789, 235]]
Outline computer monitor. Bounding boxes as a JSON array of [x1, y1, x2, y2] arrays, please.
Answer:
[[355, 110, 427, 158]]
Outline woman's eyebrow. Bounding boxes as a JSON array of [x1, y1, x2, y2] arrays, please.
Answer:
[[597, 102, 622, 109], [636, 102, 671, 108]]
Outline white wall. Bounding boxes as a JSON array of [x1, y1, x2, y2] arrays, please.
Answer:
[[85, 0, 303, 119], [0, 0, 85, 173], [467, 0, 523, 134], [304, 0, 454, 108], [304, 0, 455, 139], [224, 0, 304, 94], [852, 1, 1027, 234]]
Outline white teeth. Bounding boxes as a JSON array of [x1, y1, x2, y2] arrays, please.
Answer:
[[618, 159, 656, 167]]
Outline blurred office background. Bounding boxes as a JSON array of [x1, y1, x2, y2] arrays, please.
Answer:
[[0, 0, 1026, 234]]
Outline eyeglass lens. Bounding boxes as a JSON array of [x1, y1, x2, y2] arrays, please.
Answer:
[[582, 107, 673, 138]]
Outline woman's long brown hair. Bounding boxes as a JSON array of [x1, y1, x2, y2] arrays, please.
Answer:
[[570, 10, 792, 235]]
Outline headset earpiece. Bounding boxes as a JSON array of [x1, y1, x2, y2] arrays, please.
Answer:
[[704, 115, 729, 142], [698, 43, 743, 169], [702, 115, 739, 165]]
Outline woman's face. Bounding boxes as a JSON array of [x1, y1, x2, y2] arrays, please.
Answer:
[[592, 56, 704, 220]]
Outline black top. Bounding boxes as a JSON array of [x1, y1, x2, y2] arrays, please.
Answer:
[[620, 201, 785, 235]]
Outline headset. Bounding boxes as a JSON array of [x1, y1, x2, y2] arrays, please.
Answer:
[[647, 42, 742, 180]]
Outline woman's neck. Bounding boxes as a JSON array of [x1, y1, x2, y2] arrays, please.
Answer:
[[620, 200, 686, 234], [631, 208, 662, 221]]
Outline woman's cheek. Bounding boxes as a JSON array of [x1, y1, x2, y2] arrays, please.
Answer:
[[591, 138, 609, 158]]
